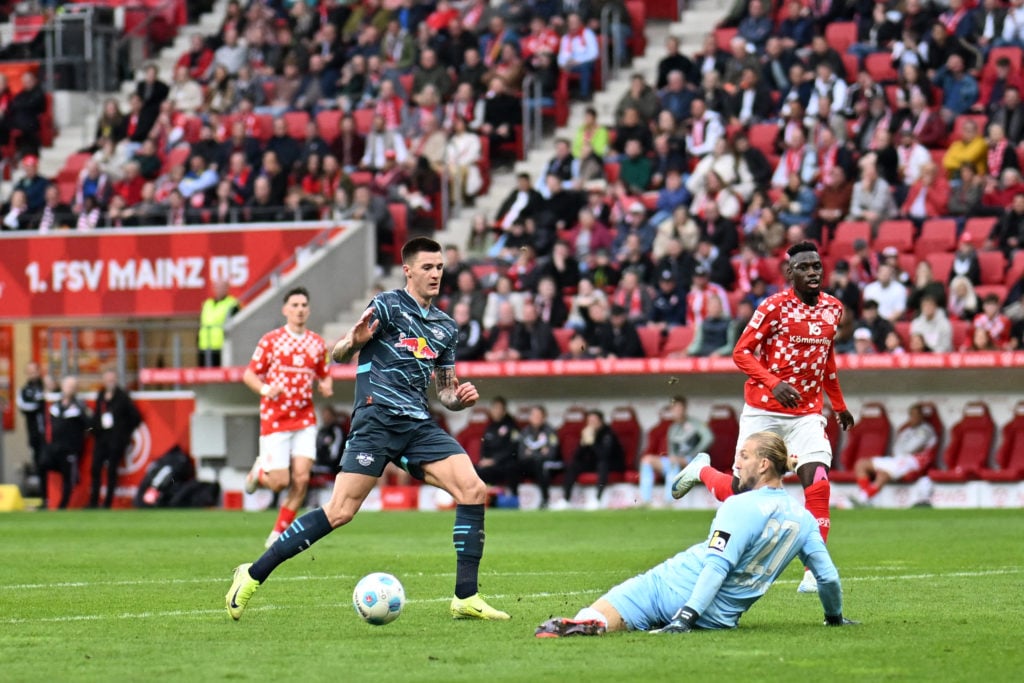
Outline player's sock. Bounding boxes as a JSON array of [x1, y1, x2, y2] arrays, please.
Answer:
[[453, 504, 485, 599], [573, 607, 609, 628], [249, 507, 332, 583], [272, 506, 297, 534], [803, 477, 831, 543], [700, 468, 736, 502], [856, 477, 880, 499], [663, 461, 681, 502], [638, 461, 655, 503]]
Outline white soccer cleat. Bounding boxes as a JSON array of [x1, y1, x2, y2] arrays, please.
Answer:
[[244, 460, 262, 495], [670, 453, 710, 500], [264, 530, 281, 549], [797, 569, 818, 594], [549, 498, 570, 511]]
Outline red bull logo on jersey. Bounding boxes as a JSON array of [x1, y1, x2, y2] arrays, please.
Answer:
[[395, 335, 438, 360]]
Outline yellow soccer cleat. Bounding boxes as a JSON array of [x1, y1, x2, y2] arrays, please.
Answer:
[[225, 563, 260, 620], [450, 593, 511, 621]]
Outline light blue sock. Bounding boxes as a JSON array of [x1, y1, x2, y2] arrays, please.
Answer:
[[664, 462, 682, 503], [639, 461, 654, 504]]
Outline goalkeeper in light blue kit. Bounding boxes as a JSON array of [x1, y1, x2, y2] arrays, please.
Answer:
[[536, 431, 857, 637]]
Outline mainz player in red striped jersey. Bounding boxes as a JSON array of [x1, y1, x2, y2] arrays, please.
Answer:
[[671, 242, 855, 594]]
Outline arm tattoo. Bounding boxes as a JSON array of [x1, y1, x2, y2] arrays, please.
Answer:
[[435, 366, 462, 411], [332, 336, 357, 363]]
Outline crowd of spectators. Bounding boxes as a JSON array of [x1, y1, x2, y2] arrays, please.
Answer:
[[0, 0, 636, 271], [451, 0, 1024, 358]]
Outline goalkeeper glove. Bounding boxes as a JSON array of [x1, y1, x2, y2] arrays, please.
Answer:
[[650, 606, 699, 634], [824, 614, 860, 626]]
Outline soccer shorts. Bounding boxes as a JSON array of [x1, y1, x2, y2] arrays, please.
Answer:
[[738, 405, 832, 468], [602, 563, 688, 632], [871, 454, 920, 480], [341, 405, 464, 479], [258, 425, 317, 471]]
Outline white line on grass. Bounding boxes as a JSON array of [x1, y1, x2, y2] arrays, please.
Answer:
[[1, 568, 1021, 625]]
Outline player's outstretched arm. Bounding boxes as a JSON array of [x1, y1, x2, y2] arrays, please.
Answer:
[[332, 308, 379, 363], [435, 366, 479, 411]]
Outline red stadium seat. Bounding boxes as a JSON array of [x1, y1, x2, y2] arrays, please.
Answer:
[[964, 217, 997, 247], [894, 320, 911, 346], [660, 325, 694, 357], [925, 252, 955, 283], [599, 406, 642, 484], [915, 219, 957, 258], [748, 123, 779, 157], [874, 220, 915, 254], [385, 203, 408, 265], [897, 253, 917, 279], [974, 284, 1008, 303], [625, 1, 647, 56], [1005, 250, 1024, 288], [707, 404, 739, 472], [252, 114, 274, 141], [930, 401, 995, 482], [161, 144, 192, 174], [315, 109, 342, 143], [951, 319, 971, 349], [980, 401, 1024, 481], [978, 250, 1007, 285], [831, 402, 892, 482], [553, 327, 575, 355], [950, 115, 989, 145], [642, 402, 677, 458], [283, 111, 310, 140], [636, 325, 662, 357], [986, 46, 1023, 72], [864, 52, 898, 83], [825, 22, 858, 56], [557, 405, 589, 467], [830, 221, 871, 258], [884, 84, 902, 110], [455, 407, 491, 465], [714, 27, 738, 52], [603, 161, 620, 184], [399, 73, 414, 97], [352, 108, 374, 136], [841, 53, 860, 84]]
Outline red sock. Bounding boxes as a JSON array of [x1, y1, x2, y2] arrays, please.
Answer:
[[273, 507, 297, 534], [856, 477, 879, 498], [700, 468, 735, 502], [803, 479, 831, 543]]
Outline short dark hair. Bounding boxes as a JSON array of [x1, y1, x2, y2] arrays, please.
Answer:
[[671, 395, 688, 407], [786, 241, 819, 259], [403, 237, 442, 263], [491, 396, 507, 409], [586, 409, 605, 423], [283, 286, 309, 303]]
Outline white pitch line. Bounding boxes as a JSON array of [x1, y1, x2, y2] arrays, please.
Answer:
[[1, 568, 1021, 625]]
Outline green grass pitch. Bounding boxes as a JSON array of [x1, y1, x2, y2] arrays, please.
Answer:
[[2, 507, 1022, 682]]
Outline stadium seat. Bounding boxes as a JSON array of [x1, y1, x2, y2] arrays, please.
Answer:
[[557, 405, 589, 467], [951, 319, 971, 349], [642, 403, 677, 459], [283, 111, 310, 139], [825, 22, 857, 56], [980, 401, 1024, 481], [747, 123, 778, 157], [841, 53, 860, 84], [389, 203, 408, 263], [830, 402, 892, 483], [925, 252, 955, 283], [455, 407, 491, 465], [660, 325, 694, 357], [595, 406, 642, 484], [930, 401, 995, 482], [1005, 251, 1024, 288], [161, 145, 192, 174], [894, 321, 911, 346], [974, 284, 1008, 303], [352, 108, 374, 136], [830, 221, 871, 258], [252, 114, 274, 141], [714, 27, 738, 52], [951, 115, 989, 145], [915, 219, 957, 258], [603, 161, 620, 184], [707, 404, 739, 472], [978, 250, 1007, 285], [963, 217, 997, 248], [399, 73, 414, 98], [864, 53, 898, 83], [552, 327, 575, 355], [986, 46, 1023, 72], [625, 1, 647, 56], [874, 220, 915, 254], [910, 401, 945, 479], [884, 84, 902, 110], [180, 115, 203, 144], [897, 253, 917, 279], [315, 109, 342, 143], [636, 325, 662, 358]]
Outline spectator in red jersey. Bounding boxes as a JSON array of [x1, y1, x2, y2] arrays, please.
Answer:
[[672, 241, 854, 595], [900, 161, 949, 226], [685, 265, 730, 328], [972, 293, 1014, 349], [113, 161, 145, 207]]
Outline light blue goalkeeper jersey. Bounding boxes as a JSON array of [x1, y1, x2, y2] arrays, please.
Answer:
[[661, 486, 842, 628]]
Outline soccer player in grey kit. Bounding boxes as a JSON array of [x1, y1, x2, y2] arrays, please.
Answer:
[[226, 237, 509, 621]]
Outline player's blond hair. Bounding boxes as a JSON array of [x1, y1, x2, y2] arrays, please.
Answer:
[[747, 431, 789, 477]]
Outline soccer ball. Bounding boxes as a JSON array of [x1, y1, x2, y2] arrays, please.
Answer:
[[353, 572, 406, 625]]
